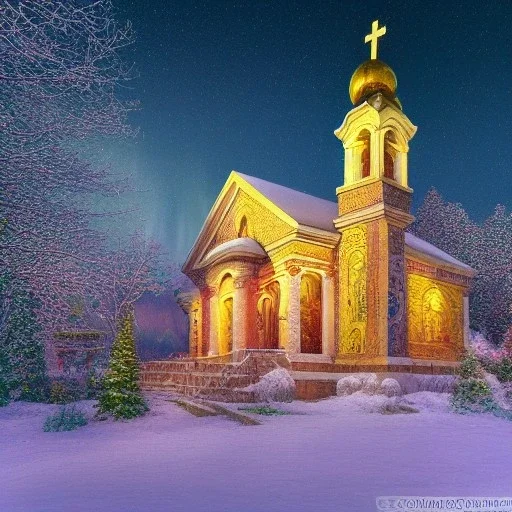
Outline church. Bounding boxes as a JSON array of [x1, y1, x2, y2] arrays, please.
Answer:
[[179, 21, 474, 370]]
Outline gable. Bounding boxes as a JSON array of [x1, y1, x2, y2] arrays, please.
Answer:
[[203, 187, 296, 256], [183, 172, 299, 274]]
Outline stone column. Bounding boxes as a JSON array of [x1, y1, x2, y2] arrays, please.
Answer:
[[463, 292, 470, 350], [321, 274, 335, 358], [287, 269, 302, 354], [177, 291, 201, 357], [233, 272, 256, 356], [200, 286, 217, 356]]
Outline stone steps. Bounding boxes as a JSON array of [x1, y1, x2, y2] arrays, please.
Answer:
[[144, 382, 257, 403], [141, 371, 257, 389], [141, 360, 230, 374], [140, 351, 291, 403]]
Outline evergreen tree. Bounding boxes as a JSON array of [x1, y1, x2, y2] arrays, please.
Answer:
[[411, 187, 477, 266], [474, 205, 512, 343], [411, 190, 512, 345], [0, 273, 48, 403], [98, 311, 147, 419]]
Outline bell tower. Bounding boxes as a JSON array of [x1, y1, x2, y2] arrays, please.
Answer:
[[334, 20, 417, 363]]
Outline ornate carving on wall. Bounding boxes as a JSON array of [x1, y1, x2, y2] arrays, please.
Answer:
[[338, 181, 412, 217], [340, 225, 368, 354], [270, 241, 333, 265], [406, 259, 436, 276], [364, 220, 381, 355], [287, 265, 301, 276], [407, 274, 464, 361], [387, 225, 406, 356], [406, 259, 472, 287], [388, 224, 404, 256], [388, 254, 406, 356], [382, 182, 412, 213], [190, 301, 201, 357], [338, 181, 382, 216], [205, 189, 294, 255]]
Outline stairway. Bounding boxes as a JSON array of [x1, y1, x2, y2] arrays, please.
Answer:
[[140, 350, 290, 403]]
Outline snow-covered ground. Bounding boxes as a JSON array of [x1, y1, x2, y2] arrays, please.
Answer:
[[1, 392, 511, 512]]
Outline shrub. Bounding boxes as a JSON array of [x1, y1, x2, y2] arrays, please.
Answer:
[[0, 378, 9, 407], [49, 378, 83, 404], [482, 357, 512, 383], [0, 273, 49, 403], [238, 406, 290, 416], [97, 311, 148, 419], [85, 371, 104, 400], [459, 351, 482, 379], [451, 378, 491, 410], [43, 405, 88, 432]]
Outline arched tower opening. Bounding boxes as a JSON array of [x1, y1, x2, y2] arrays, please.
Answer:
[[358, 129, 371, 179]]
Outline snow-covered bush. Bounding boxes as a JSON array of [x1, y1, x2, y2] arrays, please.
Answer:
[[468, 332, 512, 383], [470, 331, 504, 361], [336, 376, 363, 396], [451, 350, 495, 414], [336, 374, 380, 396], [379, 378, 402, 397], [49, 378, 83, 404], [0, 273, 49, 403], [43, 405, 88, 432], [244, 368, 295, 402], [452, 378, 492, 411], [362, 374, 379, 395], [379, 399, 418, 415], [484, 373, 512, 411]]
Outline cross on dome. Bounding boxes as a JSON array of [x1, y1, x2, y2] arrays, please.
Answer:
[[364, 20, 386, 60]]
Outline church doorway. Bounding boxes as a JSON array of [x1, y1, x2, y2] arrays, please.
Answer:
[[218, 274, 234, 354], [300, 273, 322, 354], [257, 282, 280, 349]]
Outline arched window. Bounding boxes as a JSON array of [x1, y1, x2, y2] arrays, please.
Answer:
[[358, 130, 371, 179], [384, 131, 397, 180], [300, 273, 322, 354], [237, 216, 248, 238]]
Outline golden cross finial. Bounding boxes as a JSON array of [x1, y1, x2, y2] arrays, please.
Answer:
[[364, 20, 386, 60]]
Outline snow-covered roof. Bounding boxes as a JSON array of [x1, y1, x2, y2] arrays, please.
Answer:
[[198, 237, 267, 268], [237, 172, 472, 273], [236, 172, 339, 232], [405, 233, 473, 271]]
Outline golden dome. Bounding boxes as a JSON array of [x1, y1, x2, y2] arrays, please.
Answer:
[[349, 59, 397, 105]]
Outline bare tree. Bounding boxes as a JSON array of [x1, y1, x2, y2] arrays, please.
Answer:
[[0, 1, 138, 333]]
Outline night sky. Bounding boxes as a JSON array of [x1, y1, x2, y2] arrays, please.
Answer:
[[113, 0, 512, 263]]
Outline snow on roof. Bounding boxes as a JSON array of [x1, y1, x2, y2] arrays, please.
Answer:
[[236, 172, 472, 272], [199, 237, 267, 268], [236, 172, 339, 232], [405, 233, 473, 271]]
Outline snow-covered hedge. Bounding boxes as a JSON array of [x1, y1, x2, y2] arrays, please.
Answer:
[[243, 368, 296, 403], [379, 378, 402, 397], [336, 374, 378, 396]]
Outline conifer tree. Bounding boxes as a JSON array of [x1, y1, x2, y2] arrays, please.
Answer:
[[411, 190, 512, 345], [0, 273, 48, 403], [98, 311, 148, 419]]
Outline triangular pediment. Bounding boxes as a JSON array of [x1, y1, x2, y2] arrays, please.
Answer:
[[183, 171, 300, 274]]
